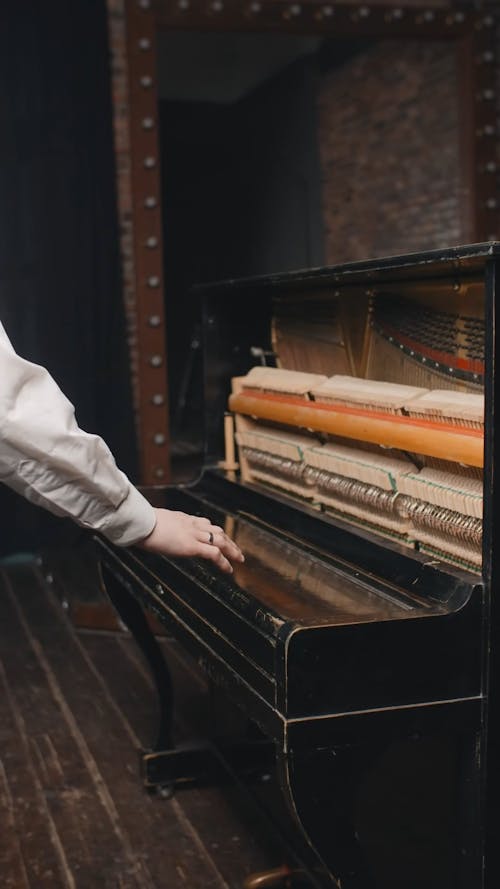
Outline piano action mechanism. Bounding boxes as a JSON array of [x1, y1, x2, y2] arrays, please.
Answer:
[[94, 243, 500, 889]]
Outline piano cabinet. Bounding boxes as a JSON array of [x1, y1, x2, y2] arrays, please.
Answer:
[[94, 243, 500, 889]]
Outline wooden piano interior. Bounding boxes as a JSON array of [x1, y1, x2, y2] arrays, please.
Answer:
[[95, 244, 500, 889]]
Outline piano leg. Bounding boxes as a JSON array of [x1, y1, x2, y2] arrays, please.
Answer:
[[278, 747, 376, 889], [99, 563, 175, 794], [98, 561, 276, 796], [277, 718, 481, 889]]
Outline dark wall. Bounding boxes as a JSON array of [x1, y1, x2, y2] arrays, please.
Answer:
[[0, 0, 136, 554], [160, 54, 324, 447]]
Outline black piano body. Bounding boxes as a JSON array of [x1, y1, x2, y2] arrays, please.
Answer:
[[95, 243, 500, 889]]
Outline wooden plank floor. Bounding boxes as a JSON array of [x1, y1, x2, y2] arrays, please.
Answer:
[[0, 553, 288, 889]]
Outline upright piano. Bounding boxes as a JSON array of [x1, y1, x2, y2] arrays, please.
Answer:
[[94, 243, 500, 889]]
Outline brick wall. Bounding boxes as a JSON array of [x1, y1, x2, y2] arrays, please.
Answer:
[[104, 0, 499, 443], [317, 39, 462, 263], [105, 1, 495, 295]]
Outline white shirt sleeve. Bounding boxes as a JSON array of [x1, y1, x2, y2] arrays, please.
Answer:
[[0, 321, 157, 546]]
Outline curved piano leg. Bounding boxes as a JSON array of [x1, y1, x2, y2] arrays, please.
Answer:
[[97, 560, 276, 796], [98, 562, 174, 786], [276, 748, 378, 889], [277, 728, 476, 889]]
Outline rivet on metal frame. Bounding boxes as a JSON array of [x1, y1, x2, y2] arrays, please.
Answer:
[[138, 37, 151, 50], [486, 198, 498, 209], [284, 4, 302, 18], [144, 156, 156, 168], [423, 11, 435, 22], [153, 433, 166, 445], [211, 0, 224, 11], [142, 116, 155, 129], [178, 0, 190, 10], [152, 393, 165, 406], [154, 468, 165, 479], [140, 75, 153, 88], [146, 236, 159, 248], [150, 354, 163, 367], [138, 0, 151, 8], [144, 195, 158, 208], [147, 275, 160, 287], [248, 1, 262, 13], [386, 8, 403, 22], [148, 314, 162, 327]]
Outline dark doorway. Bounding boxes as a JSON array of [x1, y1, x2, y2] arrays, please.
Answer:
[[159, 31, 326, 467]]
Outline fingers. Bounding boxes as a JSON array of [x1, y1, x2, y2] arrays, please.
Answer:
[[197, 542, 233, 574], [194, 516, 212, 530], [198, 525, 244, 571], [200, 525, 223, 546], [138, 508, 244, 573], [192, 524, 244, 574]]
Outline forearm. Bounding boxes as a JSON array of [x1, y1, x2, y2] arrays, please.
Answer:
[[0, 322, 156, 545], [0, 321, 244, 570]]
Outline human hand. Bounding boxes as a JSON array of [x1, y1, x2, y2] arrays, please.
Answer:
[[137, 508, 245, 574]]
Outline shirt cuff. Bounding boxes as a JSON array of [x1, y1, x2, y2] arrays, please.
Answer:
[[100, 483, 157, 547]]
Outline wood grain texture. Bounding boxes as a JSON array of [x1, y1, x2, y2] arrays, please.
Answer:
[[0, 555, 284, 888]]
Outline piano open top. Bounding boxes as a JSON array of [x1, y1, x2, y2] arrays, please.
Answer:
[[94, 242, 500, 889]]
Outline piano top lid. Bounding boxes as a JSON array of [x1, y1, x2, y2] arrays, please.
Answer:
[[192, 241, 500, 295]]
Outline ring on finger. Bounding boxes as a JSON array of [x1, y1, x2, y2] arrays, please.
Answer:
[[208, 531, 214, 546]]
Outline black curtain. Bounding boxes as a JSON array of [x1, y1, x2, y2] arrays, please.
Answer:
[[0, 0, 137, 555]]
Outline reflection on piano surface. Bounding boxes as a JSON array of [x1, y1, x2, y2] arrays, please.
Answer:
[[94, 244, 499, 889], [229, 516, 430, 626]]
